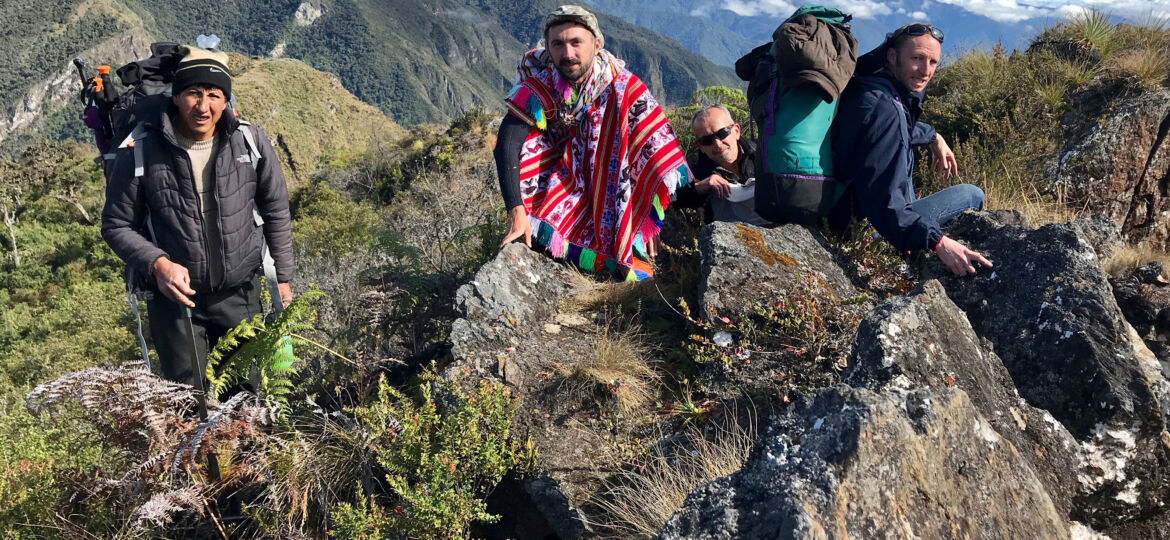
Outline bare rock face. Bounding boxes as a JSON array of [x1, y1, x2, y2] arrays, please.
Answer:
[[656, 385, 1068, 540], [448, 243, 574, 364], [1054, 89, 1170, 248], [699, 222, 856, 323], [846, 280, 1082, 519], [444, 243, 588, 539], [927, 211, 1170, 526]]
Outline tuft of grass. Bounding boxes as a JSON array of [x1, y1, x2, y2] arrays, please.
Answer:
[[1039, 9, 1121, 59], [980, 170, 1081, 226], [562, 321, 659, 415], [566, 270, 656, 314], [1103, 242, 1170, 277], [1114, 19, 1170, 51], [591, 415, 756, 538], [1108, 48, 1170, 88]]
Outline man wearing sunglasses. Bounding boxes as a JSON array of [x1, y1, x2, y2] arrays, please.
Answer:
[[831, 23, 991, 277], [673, 105, 768, 226]]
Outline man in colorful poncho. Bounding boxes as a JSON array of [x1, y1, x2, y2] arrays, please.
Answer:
[[493, 5, 691, 281]]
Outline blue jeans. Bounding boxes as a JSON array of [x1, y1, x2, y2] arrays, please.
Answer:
[[909, 184, 985, 226]]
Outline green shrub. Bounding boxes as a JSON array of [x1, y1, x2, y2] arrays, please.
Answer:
[[342, 375, 535, 539], [291, 180, 381, 259]]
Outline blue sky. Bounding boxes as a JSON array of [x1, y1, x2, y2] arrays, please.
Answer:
[[696, 0, 1169, 22], [686, 0, 1169, 57]]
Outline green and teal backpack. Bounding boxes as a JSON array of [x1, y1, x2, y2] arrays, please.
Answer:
[[737, 5, 855, 225]]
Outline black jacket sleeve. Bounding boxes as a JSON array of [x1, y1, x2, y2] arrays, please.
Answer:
[[494, 113, 529, 211], [674, 153, 717, 209], [835, 96, 942, 252], [101, 147, 167, 277], [253, 126, 295, 282]]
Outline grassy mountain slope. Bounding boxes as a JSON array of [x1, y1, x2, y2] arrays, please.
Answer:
[[230, 52, 404, 188]]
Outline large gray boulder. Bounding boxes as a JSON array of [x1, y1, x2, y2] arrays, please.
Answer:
[[1052, 89, 1170, 248], [448, 242, 574, 365], [699, 222, 856, 323], [657, 386, 1068, 540], [444, 244, 590, 539], [696, 222, 867, 402], [928, 211, 1170, 525], [846, 280, 1082, 519]]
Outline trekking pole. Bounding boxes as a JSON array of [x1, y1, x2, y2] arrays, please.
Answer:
[[72, 59, 91, 105], [182, 305, 221, 482]]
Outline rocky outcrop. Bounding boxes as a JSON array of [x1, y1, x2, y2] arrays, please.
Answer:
[[927, 211, 1170, 526], [1054, 88, 1170, 248], [294, 2, 324, 26], [846, 280, 1083, 519], [447, 243, 574, 365], [443, 244, 603, 539], [657, 385, 1068, 539], [699, 222, 856, 323]]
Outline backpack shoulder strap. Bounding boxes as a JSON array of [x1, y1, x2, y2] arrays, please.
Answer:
[[236, 121, 263, 170], [856, 75, 904, 113], [237, 120, 282, 315]]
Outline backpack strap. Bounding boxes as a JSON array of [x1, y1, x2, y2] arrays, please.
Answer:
[[857, 76, 905, 113], [237, 121, 263, 170], [237, 121, 282, 314], [252, 208, 284, 316], [114, 123, 155, 371]]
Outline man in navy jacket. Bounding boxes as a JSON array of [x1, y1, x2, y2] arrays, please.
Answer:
[[831, 23, 990, 276]]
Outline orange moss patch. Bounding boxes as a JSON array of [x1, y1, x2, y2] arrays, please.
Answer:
[[736, 225, 797, 267]]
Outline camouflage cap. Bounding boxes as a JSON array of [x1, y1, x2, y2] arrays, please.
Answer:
[[544, 5, 604, 47]]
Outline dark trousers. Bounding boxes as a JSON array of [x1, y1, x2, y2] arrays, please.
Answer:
[[148, 279, 261, 389]]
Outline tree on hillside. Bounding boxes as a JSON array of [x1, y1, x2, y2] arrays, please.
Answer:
[[17, 144, 95, 225], [0, 162, 21, 267]]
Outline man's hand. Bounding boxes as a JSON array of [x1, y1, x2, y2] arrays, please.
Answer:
[[695, 174, 732, 198], [935, 236, 992, 277], [646, 235, 660, 258], [499, 205, 532, 250], [152, 257, 196, 307], [929, 134, 959, 178], [277, 281, 293, 307]]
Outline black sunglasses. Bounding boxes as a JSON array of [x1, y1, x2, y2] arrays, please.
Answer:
[[697, 125, 735, 146], [886, 23, 944, 44]]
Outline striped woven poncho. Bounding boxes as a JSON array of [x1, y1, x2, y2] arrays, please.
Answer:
[[504, 48, 691, 280]]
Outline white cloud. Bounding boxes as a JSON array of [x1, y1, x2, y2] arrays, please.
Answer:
[[910, 10, 930, 19], [708, 0, 893, 19], [934, 0, 1170, 24]]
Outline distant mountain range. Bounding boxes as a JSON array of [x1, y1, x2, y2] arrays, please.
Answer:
[[584, 0, 1166, 66], [1, 0, 737, 157]]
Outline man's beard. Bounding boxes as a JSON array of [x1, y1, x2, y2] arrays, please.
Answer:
[[557, 58, 591, 83]]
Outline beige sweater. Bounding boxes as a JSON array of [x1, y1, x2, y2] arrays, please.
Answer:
[[173, 131, 224, 285]]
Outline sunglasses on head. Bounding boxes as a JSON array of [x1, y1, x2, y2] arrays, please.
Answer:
[[697, 125, 735, 146], [887, 23, 944, 44]]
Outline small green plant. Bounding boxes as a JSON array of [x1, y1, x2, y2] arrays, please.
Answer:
[[345, 375, 536, 539], [657, 379, 716, 424], [1067, 9, 1119, 57], [830, 221, 916, 296], [330, 484, 393, 540], [206, 288, 348, 406]]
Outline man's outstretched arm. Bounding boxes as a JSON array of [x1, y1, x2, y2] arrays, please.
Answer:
[[494, 113, 532, 249]]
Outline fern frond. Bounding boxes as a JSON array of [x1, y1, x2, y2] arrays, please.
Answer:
[[203, 289, 330, 407]]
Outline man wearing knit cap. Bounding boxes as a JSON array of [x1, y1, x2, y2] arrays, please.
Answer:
[[494, 5, 691, 281], [102, 46, 295, 386]]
